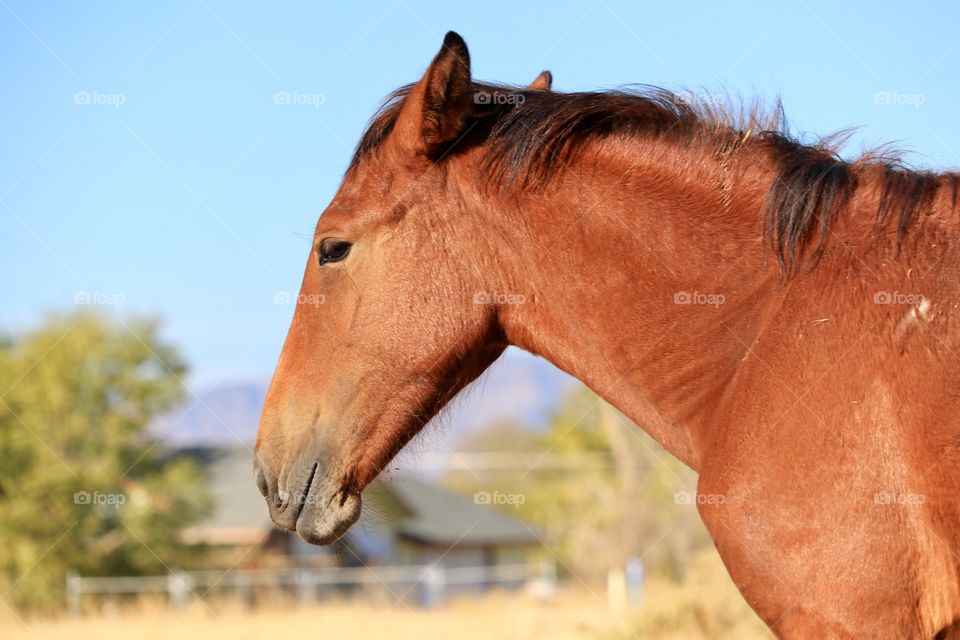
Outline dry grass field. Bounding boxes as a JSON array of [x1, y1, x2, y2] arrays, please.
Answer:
[[0, 553, 771, 640], [2, 591, 608, 640]]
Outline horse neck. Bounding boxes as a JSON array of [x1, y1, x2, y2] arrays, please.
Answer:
[[477, 143, 781, 469]]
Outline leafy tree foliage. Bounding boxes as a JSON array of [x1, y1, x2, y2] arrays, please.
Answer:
[[0, 312, 210, 611]]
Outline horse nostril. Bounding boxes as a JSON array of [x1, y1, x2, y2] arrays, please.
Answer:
[[255, 465, 269, 497]]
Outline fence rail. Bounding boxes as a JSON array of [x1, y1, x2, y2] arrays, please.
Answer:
[[65, 561, 556, 614]]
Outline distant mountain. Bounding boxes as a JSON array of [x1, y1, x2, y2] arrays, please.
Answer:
[[152, 347, 577, 448], [151, 380, 266, 447]]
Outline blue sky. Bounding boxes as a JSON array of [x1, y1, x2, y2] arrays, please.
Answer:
[[2, 1, 959, 388]]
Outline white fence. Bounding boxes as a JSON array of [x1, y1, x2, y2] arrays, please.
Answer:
[[65, 561, 557, 614]]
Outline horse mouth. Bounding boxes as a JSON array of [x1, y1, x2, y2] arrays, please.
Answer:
[[282, 462, 316, 525], [289, 466, 362, 546]]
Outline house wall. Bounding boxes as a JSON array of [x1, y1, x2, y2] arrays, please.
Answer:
[[494, 544, 530, 567], [396, 540, 534, 568], [406, 544, 488, 569]]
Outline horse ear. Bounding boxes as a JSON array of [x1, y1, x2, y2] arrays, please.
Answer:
[[528, 70, 553, 90], [391, 31, 473, 157]]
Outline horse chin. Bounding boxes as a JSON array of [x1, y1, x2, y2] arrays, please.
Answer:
[[294, 488, 361, 546]]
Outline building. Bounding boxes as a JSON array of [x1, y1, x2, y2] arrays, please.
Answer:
[[180, 447, 542, 574]]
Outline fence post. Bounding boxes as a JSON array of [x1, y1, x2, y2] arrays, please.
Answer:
[[296, 569, 314, 605], [541, 558, 557, 589], [168, 570, 191, 609], [625, 556, 644, 608], [420, 564, 445, 609], [235, 572, 254, 609], [65, 571, 81, 616], [526, 559, 557, 600]]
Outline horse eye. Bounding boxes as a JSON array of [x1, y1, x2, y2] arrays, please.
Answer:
[[318, 238, 352, 266]]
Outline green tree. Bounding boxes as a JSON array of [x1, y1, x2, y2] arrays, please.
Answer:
[[447, 386, 711, 582], [0, 311, 210, 611]]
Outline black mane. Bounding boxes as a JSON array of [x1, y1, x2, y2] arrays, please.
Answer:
[[352, 82, 959, 270]]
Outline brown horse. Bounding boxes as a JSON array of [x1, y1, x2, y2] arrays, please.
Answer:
[[254, 32, 960, 638]]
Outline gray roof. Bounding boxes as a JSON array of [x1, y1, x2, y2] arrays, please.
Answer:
[[384, 477, 540, 547]]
